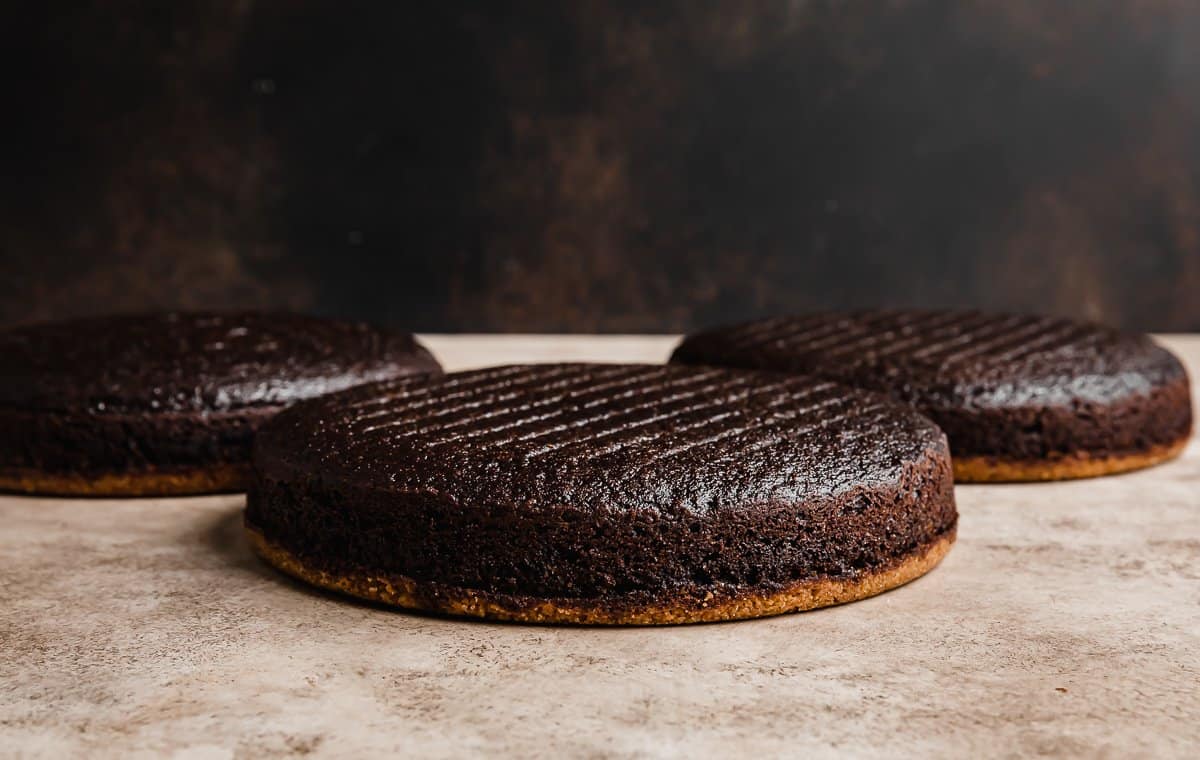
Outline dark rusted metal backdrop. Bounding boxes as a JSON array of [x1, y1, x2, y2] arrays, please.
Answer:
[[4, 1, 1199, 331]]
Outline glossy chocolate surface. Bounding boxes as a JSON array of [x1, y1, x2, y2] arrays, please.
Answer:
[[0, 311, 439, 414], [672, 311, 1193, 461], [248, 363, 957, 602], [0, 312, 441, 481]]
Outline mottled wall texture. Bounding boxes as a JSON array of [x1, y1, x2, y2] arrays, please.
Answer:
[[3, 1, 1200, 332]]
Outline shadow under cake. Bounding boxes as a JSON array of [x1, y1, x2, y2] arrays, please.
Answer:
[[0, 311, 441, 496], [671, 310, 1192, 482], [246, 363, 957, 625]]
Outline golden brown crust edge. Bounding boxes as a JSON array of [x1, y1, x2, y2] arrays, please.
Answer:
[[245, 523, 956, 625], [953, 436, 1190, 483], [0, 464, 249, 497]]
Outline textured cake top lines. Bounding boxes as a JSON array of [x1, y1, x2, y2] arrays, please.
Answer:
[[706, 311, 1118, 371], [347, 365, 693, 441], [336, 365, 835, 462], [518, 376, 834, 463], [297, 365, 899, 463], [340, 363, 534, 416], [463, 369, 735, 455], [260, 363, 945, 504], [817, 311, 970, 363], [760, 310, 944, 353], [0, 311, 435, 414], [628, 391, 857, 472], [989, 322, 1102, 365], [431, 367, 672, 445], [351, 363, 618, 436], [927, 315, 1053, 366]]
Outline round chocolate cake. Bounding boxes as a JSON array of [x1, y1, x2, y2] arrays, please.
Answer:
[[672, 311, 1193, 481], [246, 363, 957, 625], [0, 311, 441, 496]]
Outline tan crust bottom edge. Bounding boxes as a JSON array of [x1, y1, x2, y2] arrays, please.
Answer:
[[0, 464, 249, 497], [952, 436, 1190, 483], [245, 524, 956, 625]]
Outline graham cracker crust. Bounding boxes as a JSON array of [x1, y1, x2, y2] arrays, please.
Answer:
[[953, 436, 1190, 483], [245, 522, 956, 625]]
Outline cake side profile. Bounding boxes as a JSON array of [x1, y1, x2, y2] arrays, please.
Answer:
[[0, 311, 442, 496], [672, 311, 1192, 481], [246, 363, 957, 624]]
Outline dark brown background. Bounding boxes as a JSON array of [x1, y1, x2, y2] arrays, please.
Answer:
[[4, 1, 1199, 332]]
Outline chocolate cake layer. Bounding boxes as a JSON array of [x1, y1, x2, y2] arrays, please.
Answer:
[[247, 363, 957, 623], [672, 311, 1192, 479], [0, 311, 441, 494]]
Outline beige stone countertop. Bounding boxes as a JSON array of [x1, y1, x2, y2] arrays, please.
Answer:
[[3, 335, 1198, 759]]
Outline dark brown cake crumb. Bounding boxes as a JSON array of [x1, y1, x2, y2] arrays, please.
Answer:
[[0, 311, 441, 495], [247, 363, 957, 622], [672, 311, 1192, 479]]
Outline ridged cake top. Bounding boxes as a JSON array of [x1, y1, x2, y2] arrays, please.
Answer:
[[255, 362, 948, 512], [0, 311, 440, 415], [672, 310, 1186, 409]]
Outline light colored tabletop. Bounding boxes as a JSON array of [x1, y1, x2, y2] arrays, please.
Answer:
[[3, 335, 1198, 759]]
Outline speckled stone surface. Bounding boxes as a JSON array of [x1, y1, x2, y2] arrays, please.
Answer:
[[2, 335, 1198, 758]]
